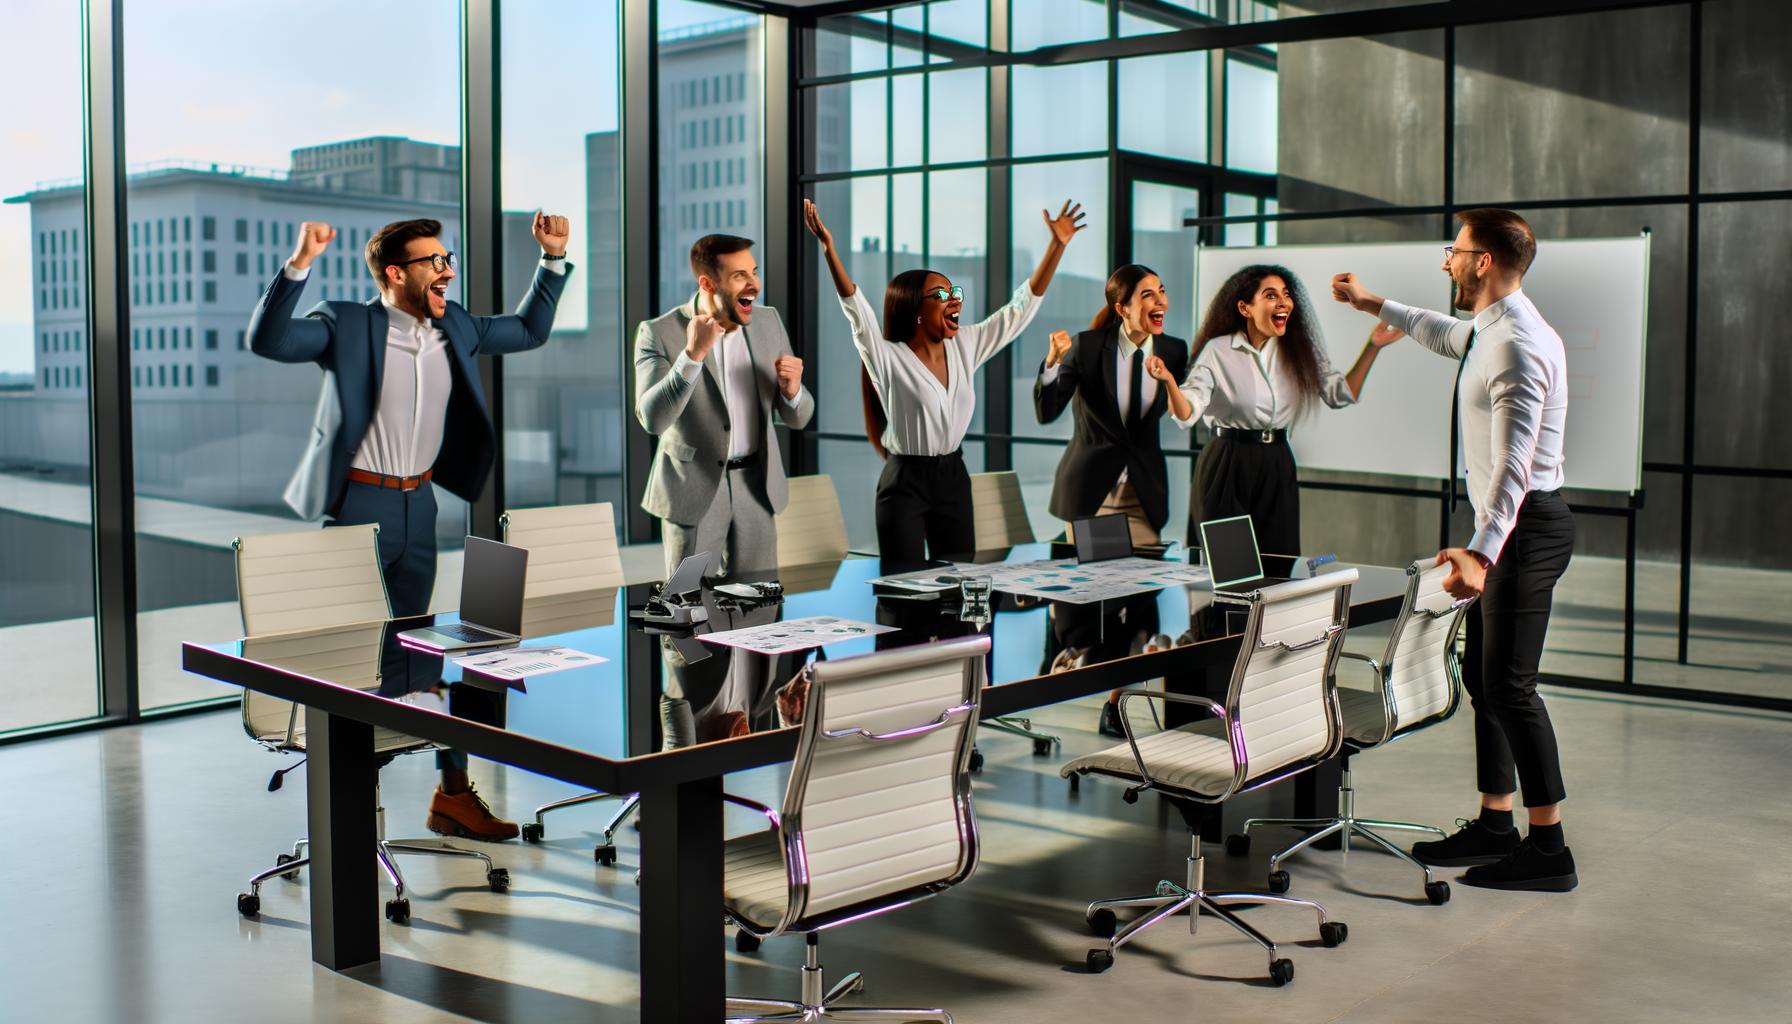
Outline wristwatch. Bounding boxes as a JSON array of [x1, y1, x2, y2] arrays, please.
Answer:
[[541, 252, 566, 261]]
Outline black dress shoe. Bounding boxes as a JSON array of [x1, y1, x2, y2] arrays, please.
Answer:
[[1460, 838, 1578, 892], [1098, 702, 1127, 738], [1410, 818, 1521, 867]]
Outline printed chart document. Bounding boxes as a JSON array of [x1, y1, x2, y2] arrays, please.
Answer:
[[699, 616, 897, 655], [874, 558, 1211, 604], [453, 645, 607, 681]]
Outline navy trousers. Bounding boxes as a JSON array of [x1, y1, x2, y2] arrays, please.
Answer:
[[328, 481, 465, 771]]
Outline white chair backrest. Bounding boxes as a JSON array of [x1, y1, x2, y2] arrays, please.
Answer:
[[234, 526, 391, 637], [774, 475, 850, 567], [500, 502, 625, 595], [1378, 561, 1470, 739], [1229, 569, 1357, 785], [239, 624, 386, 746], [783, 635, 987, 922], [968, 471, 1035, 552]]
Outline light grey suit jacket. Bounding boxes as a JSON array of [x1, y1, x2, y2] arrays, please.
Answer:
[[634, 295, 815, 526]]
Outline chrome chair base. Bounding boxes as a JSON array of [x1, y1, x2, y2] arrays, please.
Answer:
[[520, 789, 638, 866], [980, 715, 1061, 756], [1083, 836, 1343, 985], [1242, 768, 1450, 902], [726, 934, 951, 1024]]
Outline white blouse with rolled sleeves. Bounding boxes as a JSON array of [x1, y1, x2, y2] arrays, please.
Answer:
[[839, 282, 1043, 456], [1175, 331, 1357, 431]]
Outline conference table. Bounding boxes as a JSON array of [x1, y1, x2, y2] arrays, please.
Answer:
[[182, 545, 1408, 1021]]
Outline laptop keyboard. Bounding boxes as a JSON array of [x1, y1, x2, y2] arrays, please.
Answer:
[[432, 622, 507, 642]]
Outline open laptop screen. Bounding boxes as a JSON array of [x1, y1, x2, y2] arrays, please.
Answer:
[[1198, 515, 1264, 589], [460, 537, 529, 636], [1073, 513, 1134, 563]]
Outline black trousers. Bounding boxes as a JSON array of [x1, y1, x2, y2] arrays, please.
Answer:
[[1191, 435, 1301, 578], [1463, 490, 1574, 807], [875, 451, 975, 570]]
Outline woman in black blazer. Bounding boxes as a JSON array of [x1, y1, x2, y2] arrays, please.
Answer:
[[1033, 264, 1190, 735]]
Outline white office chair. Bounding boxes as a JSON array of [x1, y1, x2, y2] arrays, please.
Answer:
[[233, 525, 505, 925], [721, 635, 988, 1023], [1061, 570, 1358, 986], [499, 503, 637, 865], [1233, 561, 1473, 905], [967, 470, 1061, 757], [773, 474, 852, 594]]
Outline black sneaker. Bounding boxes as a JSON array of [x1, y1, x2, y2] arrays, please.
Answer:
[[1410, 818, 1520, 867], [1460, 837, 1578, 892], [1098, 702, 1126, 739]]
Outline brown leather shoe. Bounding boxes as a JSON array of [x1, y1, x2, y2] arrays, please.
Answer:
[[427, 784, 519, 842]]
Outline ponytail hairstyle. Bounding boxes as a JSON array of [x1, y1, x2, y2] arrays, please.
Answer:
[[1191, 264, 1324, 418], [1090, 263, 1159, 332]]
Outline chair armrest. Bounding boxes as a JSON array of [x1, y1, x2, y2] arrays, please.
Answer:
[[1113, 688, 1229, 797], [1336, 650, 1382, 684], [1260, 622, 1343, 653], [722, 793, 781, 830], [821, 701, 976, 743]]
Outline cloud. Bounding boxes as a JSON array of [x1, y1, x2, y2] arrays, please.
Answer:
[[319, 88, 354, 112]]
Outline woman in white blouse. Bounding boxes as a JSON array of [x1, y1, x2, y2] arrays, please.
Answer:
[[804, 197, 1086, 566], [1147, 264, 1403, 572]]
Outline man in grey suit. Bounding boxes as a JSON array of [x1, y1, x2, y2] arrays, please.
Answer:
[[635, 234, 814, 579]]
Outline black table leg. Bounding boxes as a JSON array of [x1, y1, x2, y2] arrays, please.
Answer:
[[304, 707, 379, 970], [638, 775, 724, 1022]]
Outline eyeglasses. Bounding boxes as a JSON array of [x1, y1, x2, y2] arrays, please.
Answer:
[[924, 285, 964, 303], [395, 251, 457, 273], [1442, 246, 1487, 260]]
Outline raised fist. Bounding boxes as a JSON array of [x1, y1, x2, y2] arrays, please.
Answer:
[[685, 312, 725, 362], [532, 210, 570, 257], [1144, 354, 1175, 383], [774, 354, 803, 400], [1045, 329, 1072, 368], [290, 222, 335, 270]]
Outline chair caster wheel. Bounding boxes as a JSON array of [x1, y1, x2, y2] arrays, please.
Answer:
[[487, 868, 510, 893], [968, 749, 984, 773], [1086, 948, 1114, 973], [1320, 921, 1348, 947], [1033, 737, 1055, 756], [1269, 958, 1294, 986], [595, 844, 617, 866], [1068, 774, 1080, 794], [1122, 789, 1139, 804], [1425, 880, 1451, 905], [1086, 908, 1117, 938], [735, 929, 761, 953], [521, 822, 544, 843], [275, 852, 302, 880], [237, 893, 260, 917], [1224, 833, 1250, 857], [1267, 870, 1291, 894], [385, 898, 411, 924]]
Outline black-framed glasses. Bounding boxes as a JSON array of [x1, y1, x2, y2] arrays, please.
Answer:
[[1443, 246, 1487, 260], [395, 251, 456, 273], [924, 285, 964, 303]]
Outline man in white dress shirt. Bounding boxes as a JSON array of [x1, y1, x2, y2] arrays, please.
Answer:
[[1333, 208, 1577, 892], [248, 214, 573, 841]]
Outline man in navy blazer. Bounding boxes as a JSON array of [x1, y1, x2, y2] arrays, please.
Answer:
[[246, 213, 572, 840]]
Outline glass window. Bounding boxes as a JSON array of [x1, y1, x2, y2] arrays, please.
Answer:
[[1225, 57, 1278, 175], [1119, 52, 1209, 163], [927, 68, 985, 165], [123, 0, 464, 712], [1012, 62, 1107, 158], [1010, 158, 1109, 440], [1012, 0, 1107, 51]]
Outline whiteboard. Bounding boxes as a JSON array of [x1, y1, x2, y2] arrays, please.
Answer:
[[1193, 237, 1648, 493]]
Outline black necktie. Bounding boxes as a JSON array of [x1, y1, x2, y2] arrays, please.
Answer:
[[1448, 328, 1476, 514], [1126, 348, 1144, 429]]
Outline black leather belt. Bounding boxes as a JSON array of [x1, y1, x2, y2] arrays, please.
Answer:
[[1214, 426, 1287, 445], [890, 449, 964, 466], [719, 450, 759, 470]]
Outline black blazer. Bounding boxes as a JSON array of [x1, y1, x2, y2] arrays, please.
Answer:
[[1033, 328, 1190, 531]]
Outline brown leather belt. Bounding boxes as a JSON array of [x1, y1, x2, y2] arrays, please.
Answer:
[[346, 468, 433, 491]]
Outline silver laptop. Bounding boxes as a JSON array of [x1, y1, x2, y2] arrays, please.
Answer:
[[398, 536, 529, 652], [1197, 515, 1289, 599]]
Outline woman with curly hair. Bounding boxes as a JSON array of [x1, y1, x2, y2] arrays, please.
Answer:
[[1151, 264, 1402, 569]]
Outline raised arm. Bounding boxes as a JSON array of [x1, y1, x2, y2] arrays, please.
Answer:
[[634, 313, 724, 435], [471, 211, 573, 356], [1027, 200, 1087, 297], [247, 221, 338, 363], [1339, 321, 1404, 401], [803, 199, 855, 299], [1033, 330, 1080, 424], [1333, 272, 1466, 359]]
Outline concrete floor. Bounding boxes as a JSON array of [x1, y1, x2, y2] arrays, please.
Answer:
[[2, 683, 1790, 1023]]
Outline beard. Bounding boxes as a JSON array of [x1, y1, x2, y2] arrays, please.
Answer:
[[1452, 276, 1477, 311]]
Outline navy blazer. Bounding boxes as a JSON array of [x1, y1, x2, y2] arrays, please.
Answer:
[[246, 262, 572, 517], [1033, 327, 1189, 532]]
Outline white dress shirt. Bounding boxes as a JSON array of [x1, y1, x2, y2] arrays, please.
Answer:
[[1176, 330, 1357, 431], [840, 281, 1042, 456], [669, 297, 801, 460], [1037, 325, 1195, 484], [283, 257, 567, 478], [1380, 289, 1567, 564]]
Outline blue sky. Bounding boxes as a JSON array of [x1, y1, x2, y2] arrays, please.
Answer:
[[0, 0, 733, 373]]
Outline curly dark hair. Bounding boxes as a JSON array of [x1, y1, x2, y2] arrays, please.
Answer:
[[1193, 264, 1325, 419]]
